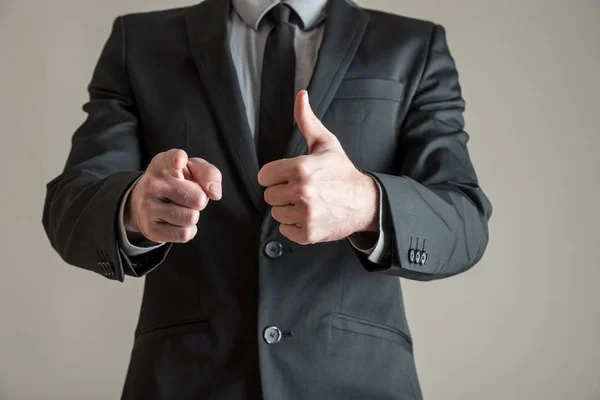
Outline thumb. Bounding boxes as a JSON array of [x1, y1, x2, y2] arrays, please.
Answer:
[[163, 149, 189, 180], [294, 90, 337, 154]]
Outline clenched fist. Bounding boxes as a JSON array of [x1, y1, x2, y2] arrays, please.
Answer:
[[258, 91, 379, 245], [124, 149, 222, 243]]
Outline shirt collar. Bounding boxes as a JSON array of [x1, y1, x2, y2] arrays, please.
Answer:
[[232, 0, 328, 31]]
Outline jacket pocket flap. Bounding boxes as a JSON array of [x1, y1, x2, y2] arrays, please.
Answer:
[[334, 78, 404, 102], [135, 317, 209, 343], [330, 313, 412, 353]]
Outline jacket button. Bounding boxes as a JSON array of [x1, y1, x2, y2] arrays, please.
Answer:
[[263, 326, 282, 344], [264, 241, 283, 259], [415, 250, 422, 264]]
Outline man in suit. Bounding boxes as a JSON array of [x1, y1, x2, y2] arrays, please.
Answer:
[[43, 0, 492, 398]]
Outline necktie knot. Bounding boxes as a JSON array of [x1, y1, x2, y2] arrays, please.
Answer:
[[268, 4, 295, 25]]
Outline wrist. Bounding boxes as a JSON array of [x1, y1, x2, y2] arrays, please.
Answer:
[[354, 171, 379, 233], [124, 190, 141, 234]]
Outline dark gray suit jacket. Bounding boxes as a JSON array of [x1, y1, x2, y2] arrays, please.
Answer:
[[42, 0, 492, 398]]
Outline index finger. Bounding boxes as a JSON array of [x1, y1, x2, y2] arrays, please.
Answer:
[[187, 158, 223, 200], [258, 156, 313, 187], [160, 149, 189, 179]]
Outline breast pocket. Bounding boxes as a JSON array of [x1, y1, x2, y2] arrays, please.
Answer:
[[324, 78, 405, 172], [334, 78, 404, 103]]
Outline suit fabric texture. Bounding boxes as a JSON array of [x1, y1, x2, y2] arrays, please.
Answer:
[[42, 0, 492, 398]]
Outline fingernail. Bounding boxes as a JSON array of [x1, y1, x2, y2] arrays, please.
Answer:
[[208, 183, 222, 198]]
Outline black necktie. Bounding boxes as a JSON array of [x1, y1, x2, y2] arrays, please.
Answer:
[[257, 4, 297, 168]]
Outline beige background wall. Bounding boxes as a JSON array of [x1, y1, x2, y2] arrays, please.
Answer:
[[1, 0, 599, 399]]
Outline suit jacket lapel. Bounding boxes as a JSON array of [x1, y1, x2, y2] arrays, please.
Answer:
[[284, 0, 370, 160], [184, 0, 265, 215]]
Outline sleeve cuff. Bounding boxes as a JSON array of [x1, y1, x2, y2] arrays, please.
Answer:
[[348, 174, 391, 264]]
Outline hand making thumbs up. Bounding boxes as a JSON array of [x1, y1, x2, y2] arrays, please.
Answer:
[[258, 90, 380, 245]]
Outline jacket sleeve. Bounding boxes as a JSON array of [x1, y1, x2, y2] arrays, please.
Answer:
[[42, 17, 171, 282], [356, 24, 492, 281]]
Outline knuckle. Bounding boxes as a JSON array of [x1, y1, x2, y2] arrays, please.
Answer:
[[263, 188, 273, 204], [159, 228, 177, 243], [145, 224, 164, 242], [293, 160, 311, 177], [160, 169, 172, 182], [191, 210, 201, 225], [191, 191, 208, 210], [175, 229, 187, 243], [173, 185, 189, 201], [166, 206, 197, 226], [270, 207, 279, 220], [179, 227, 196, 243], [167, 229, 182, 243], [296, 185, 314, 201], [172, 185, 204, 209], [278, 224, 287, 238], [167, 206, 183, 222], [184, 210, 200, 226]]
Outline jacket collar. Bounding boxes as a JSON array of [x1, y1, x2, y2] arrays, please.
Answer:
[[232, 0, 328, 30], [184, 0, 370, 216]]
